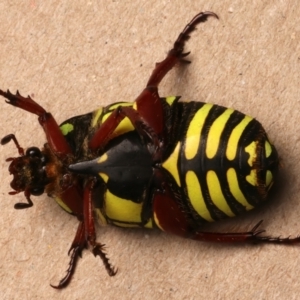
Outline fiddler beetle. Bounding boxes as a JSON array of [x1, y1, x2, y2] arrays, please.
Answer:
[[1, 11, 296, 289]]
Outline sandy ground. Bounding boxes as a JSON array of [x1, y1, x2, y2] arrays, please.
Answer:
[[0, 1, 299, 299]]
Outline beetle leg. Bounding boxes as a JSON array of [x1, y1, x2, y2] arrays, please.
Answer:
[[51, 221, 86, 289], [151, 169, 300, 245], [51, 177, 118, 290], [151, 169, 194, 236], [134, 12, 218, 145], [90, 12, 218, 156], [0, 89, 72, 155], [190, 220, 266, 243], [146, 11, 218, 87], [251, 234, 300, 244], [191, 220, 300, 244], [153, 189, 191, 237], [50, 178, 118, 290], [90, 104, 160, 156], [83, 180, 117, 276]]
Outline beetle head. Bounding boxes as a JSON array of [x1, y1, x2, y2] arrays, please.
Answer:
[[1, 134, 50, 209]]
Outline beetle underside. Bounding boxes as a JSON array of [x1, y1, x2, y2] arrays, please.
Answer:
[[0, 11, 298, 289]]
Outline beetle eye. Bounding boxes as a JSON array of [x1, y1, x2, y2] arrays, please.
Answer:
[[26, 147, 41, 158], [30, 187, 44, 196]]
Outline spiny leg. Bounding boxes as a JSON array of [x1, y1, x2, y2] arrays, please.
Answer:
[[84, 180, 117, 276], [136, 11, 218, 142], [89, 105, 160, 153], [50, 180, 116, 289], [92, 244, 117, 276], [192, 220, 300, 244], [146, 11, 218, 88], [0, 90, 72, 155], [89, 12, 218, 157], [50, 221, 87, 289]]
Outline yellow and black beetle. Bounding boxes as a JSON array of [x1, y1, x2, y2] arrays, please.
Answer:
[[1, 11, 296, 289]]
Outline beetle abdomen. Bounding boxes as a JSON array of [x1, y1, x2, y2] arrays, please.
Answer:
[[162, 101, 278, 223]]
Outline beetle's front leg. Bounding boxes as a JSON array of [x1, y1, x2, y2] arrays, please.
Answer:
[[90, 104, 160, 154], [0, 89, 72, 155]]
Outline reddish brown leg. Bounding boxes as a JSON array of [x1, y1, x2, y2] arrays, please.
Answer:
[[192, 220, 300, 245], [0, 90, 72, 155], [89, 12, 218, 156], [51, 180, 116, 289], [89, 104, 160, 153], [50, 221, 86, 289], [146, 11, 218, 87], [155, 197, 300, 245], [152, 169, 193, 237], [83, 180, 117, 276], [152, 169, 300, 245], [137, 11, 219, 134], [153, 189, 191, 237]]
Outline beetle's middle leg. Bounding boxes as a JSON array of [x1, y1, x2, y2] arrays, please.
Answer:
[[50, 221, 87, 289], [83, 180, 117, 277], [51, 180, 116, 289]]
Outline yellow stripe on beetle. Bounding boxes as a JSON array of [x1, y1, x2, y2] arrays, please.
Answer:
[[185, 170, 214, 222], [112, 220, 153, 228], [226, 115, 253, 161], [266, 170, 273, 187], [102, 111, 135, 135], [91, 108, 103, 127], [60, 123, 74, 135], [265, 140, 272, 158], [54, 196, 72, 214], [227, 168, 254, 210], [105, 191, 144, 224], [246, 170, 257, 186], [185, 104, 213, 160], [207, 170, 235, 217], [206, 109, 234, 159]]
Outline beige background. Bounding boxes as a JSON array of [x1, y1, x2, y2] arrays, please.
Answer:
[[0, 1, 299, 299]]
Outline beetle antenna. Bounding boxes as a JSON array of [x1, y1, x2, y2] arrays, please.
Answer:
[[14, 189, 34, 209], [1, 133, 24, 156]]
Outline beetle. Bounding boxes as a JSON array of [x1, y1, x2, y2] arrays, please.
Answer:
[[1, 11, 299, 289]]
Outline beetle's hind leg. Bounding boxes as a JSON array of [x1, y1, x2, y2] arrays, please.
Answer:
[[191, 220, 300, 244]]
